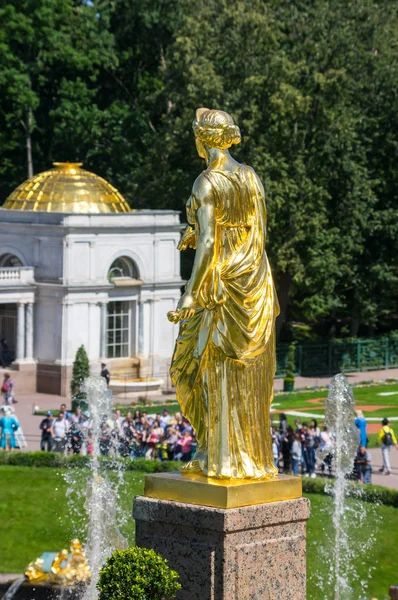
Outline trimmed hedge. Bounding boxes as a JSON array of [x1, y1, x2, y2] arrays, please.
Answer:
[[0, 451, 180, 472], [302, 476, 398, 508], [1, 455, 396, 507], [98, 548, 181, 600]]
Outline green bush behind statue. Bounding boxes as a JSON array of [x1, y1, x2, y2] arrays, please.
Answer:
[[97, 547, 181, 600]]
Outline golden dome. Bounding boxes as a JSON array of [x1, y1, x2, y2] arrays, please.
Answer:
[[3, 162, 131, 213]]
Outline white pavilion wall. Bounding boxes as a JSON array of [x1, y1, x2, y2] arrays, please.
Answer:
[[0, 209, 184, 395], [63, 298, 102, 363], [0, 225, 64, 281]]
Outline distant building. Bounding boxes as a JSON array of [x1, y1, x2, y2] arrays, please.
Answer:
[[0, 162, 182, 396]]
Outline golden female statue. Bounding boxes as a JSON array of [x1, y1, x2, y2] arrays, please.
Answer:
[[168, 108, 279, 480]]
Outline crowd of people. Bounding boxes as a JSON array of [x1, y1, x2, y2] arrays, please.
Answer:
[[272, 412, 398, 483], [0, 373, 395, 483], [40, 403, 397, 484], [39, 405, 198, 461], [272, 416, 333, 478]]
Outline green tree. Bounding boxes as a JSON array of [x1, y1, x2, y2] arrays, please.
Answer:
[[283, 344, 296, 392], [146, 0, 398, 338], [71, 345, 90, 411], [0, 0, 397, 339], [0, 0, 117, 197]]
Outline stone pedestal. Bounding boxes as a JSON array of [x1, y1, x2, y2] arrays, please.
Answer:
[[134, 494, 310, 600]]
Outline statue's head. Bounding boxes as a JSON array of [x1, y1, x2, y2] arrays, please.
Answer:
[[193, 108, 241, 159]]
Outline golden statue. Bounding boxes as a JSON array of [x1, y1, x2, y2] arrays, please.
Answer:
[[168, 108, 280, 480]]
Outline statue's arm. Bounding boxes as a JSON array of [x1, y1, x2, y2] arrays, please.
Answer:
[[185, 201, 215, 299], [168, 175, 215, 322]]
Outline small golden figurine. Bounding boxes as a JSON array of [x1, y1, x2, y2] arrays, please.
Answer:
[[24, 539, 90, 586], [168, 108, 280, 480]]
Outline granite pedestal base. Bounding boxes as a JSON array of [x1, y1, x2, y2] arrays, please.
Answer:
[[134, 494, 310, 600]]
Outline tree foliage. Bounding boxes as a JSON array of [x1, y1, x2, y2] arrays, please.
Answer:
[[71, 344, 90, 407], [0, 0, 397, 339]]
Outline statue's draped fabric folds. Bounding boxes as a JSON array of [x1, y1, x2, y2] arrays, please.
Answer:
[[169, 108, 279, 480]]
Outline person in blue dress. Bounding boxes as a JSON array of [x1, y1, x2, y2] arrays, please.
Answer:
[[355, 410, 368, 447], [0, 407, 20, 450]]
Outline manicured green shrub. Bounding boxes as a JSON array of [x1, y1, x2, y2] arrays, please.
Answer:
[[0, 452, 180, 472], [302, 476, 327, 495], [302, 476, 398, 507], [71, 345, 90, 411], [97, 547, 181, 600]]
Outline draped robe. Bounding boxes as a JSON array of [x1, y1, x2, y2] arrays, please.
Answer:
[[170, 164, 280, 479]]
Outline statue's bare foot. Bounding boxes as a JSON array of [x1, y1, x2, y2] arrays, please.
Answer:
[[180, 460, 202, 473], [180, 449, 207, 474]]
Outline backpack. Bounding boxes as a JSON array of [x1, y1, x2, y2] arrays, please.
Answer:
[[1, 382, 8, 393], [383, 430, 393, 446]]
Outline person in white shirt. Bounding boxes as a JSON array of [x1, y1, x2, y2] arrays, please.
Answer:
[[159, 410, 172, 430], [291, 434, 302, 475], [51, 412, 69, 453], [320, 426, 333, 475]]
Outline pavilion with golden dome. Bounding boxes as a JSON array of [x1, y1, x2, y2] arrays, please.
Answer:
[[0, 163, 182, 396]]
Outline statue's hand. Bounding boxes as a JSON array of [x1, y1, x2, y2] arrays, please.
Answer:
[[167, 292, 197, 323], [177, 226, 196, 251]]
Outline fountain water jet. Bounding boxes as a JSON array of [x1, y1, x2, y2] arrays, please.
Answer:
[[320, 374, 360, 599], [80, 376, 127, 600]]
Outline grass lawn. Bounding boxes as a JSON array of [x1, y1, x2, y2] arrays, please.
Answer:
[[274, 382, 398, 408], [0, 466, 397, 600], [306, 492, 398, 600], [38, 381, 398, 416], [0, 466, 141, 573]]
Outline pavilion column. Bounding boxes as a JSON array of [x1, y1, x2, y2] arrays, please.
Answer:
[[99, 301, 108, 359], [16, 302, 26, 361], [25, 302, 34, 360], [138, 300, 151, 358]]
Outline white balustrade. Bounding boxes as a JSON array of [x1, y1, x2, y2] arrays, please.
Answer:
[[0, 267, 35, 285]]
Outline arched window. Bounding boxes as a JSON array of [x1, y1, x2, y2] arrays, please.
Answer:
[[0, 253, 23, 268], [108, 257, 139, 281]]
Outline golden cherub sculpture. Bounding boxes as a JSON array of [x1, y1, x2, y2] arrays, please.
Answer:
[[168, 108, 279, 480], [25, 539, 90, 586]]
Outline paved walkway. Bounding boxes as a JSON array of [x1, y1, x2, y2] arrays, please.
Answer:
[[313, 447, 398, 491], [368, 447, 398, 489]]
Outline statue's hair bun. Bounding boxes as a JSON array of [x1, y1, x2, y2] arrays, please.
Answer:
[[193, 108, 241, 149]]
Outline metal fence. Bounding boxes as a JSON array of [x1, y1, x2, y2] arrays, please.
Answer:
[[275, 337, 398, 378]]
